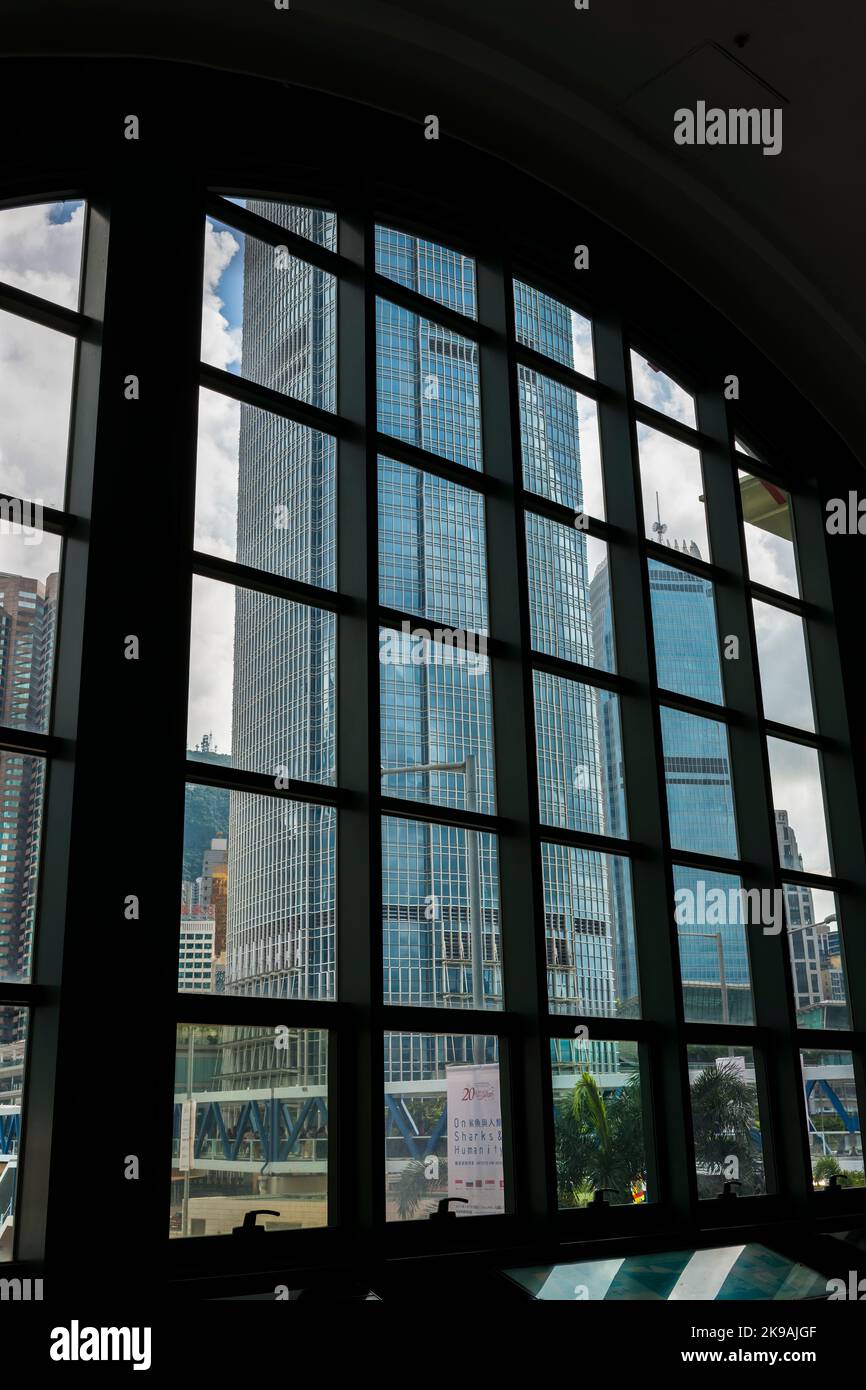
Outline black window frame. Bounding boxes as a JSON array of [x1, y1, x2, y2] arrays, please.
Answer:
[[2, 64, 864, 1296]]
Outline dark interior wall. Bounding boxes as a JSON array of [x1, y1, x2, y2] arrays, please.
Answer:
[[3, 0, 866, 469]]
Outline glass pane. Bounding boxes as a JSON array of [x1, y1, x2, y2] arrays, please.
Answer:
[[687, 1043, 766, 1197], [526, 518, 614, 671], [224, 198, 337, 251], [171, 1023, 328, 1237], [752, 599, 814, 731], [376, 298, 481, 470], [518, 366, 603, 518], [0, 199, 85, 310], [376, 226, 476, 318], [384, 1031, 503, 1220], [661, 707, 737, 859], [0, 532, 62, 734], [195, 386, 336, 588], [630, 349, 696, 428], [673, 866, 754, 1025], [504, 1244, 829, 1300], [551, 1038, 647, 1206], [638, 424, 708, 558], [380, 625, 494, 814], [180, 784, 336, 1000], [201, 217, 336, 411], [378, 456, 488, 631], [0, 308, 76, 509], [768, 741, 831, 876], [534, 671, 627, 837], [0, 752, 46, 984], [650, 557, 722, 705], [542, 843, 638, 1018], [0, 1005, 26, 1260], [785, 884, 848, 1028], [739, 472, 799, 596], [382, 815, 501, 1010], [801, 1050, 863, 1191], [513, 279, 594, 379], [188, 575, 335, 784]]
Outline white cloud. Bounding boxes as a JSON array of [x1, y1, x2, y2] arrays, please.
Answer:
[[200, 220, 242, 372], [0, 201, 84, 311], [188, 575, 236, 754]]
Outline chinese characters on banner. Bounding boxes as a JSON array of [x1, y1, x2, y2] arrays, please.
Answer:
[[446, 1063, 504, 1215]]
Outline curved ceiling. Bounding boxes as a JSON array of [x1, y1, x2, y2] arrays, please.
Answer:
[[5, 0, 865, 462]]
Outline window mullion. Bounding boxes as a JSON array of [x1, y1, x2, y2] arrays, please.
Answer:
[[476, 250, 556, 1238], [335, 201, 377, 1236], [594, 310, 694, 1222], [697, 386, 813, 1213]]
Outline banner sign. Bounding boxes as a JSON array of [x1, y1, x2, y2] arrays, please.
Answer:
[[446, 1063, 505, 1215]]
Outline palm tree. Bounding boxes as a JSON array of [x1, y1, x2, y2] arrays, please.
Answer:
[[555, 1071, 646, 1205], [690, 1060, 763, 1196]]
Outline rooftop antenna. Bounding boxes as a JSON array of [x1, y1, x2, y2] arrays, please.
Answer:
[[651, 492, 667, 543]]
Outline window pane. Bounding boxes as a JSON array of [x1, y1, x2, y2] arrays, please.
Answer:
[[0, 1005, 26, 1260], [786, 885, 848, 1027], [376, 226, 476, 318], [382, 815, 501, 1010], [518, 366, 603, 518], [638, 424, 708, 558], [551, 1038, 647, 1206], [376, 298, 481, 470], [752, 599, 814, 731], [188, 575, 335, 784], [801, 1049, 863, 1191], [630, 350, 696, 428], [384, 1031, 503, 1220], [542, 843, 638, 1018], [534, 671, 627, 837], [0, 532, 62, 734], [0, 752, 46, 984], [768, 741, 831, 876], [687, 1044, 766, 1197], [513, 279, 594, 378], [661, 707, 737, 858], [195, 386, 336, 588], [180, 784, 336, 1000], [171, 1022, 328, 1237], [526, 518, 614, 672], [201, 217, 336, 412], [224, 198, 337, 251], [380, 625, 494, 814], [650, 557, 722, 705], [739, 472, 799, 596], [0, 308, 76, 509], [0, 200, 85, 310], [378, 456, 488, 630], [673, 866, 754, 1025]]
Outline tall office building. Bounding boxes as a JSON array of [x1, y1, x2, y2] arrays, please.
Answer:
[[0, 572, 58, 1028], [226, 204, 337, 1002], [225, 219, 619, 1082]]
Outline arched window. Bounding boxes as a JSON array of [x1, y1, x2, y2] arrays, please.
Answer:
[[2, 71, 863, 1290]]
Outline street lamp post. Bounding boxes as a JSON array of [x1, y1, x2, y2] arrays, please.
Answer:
[[382, 756, 486, 1061]]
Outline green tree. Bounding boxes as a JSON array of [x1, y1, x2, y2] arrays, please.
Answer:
[[690, 1060, 763, 1197]]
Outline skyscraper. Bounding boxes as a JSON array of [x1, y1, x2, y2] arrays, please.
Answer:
[[225, 220, 620, 1081], [0, 571, 57, 1025]]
